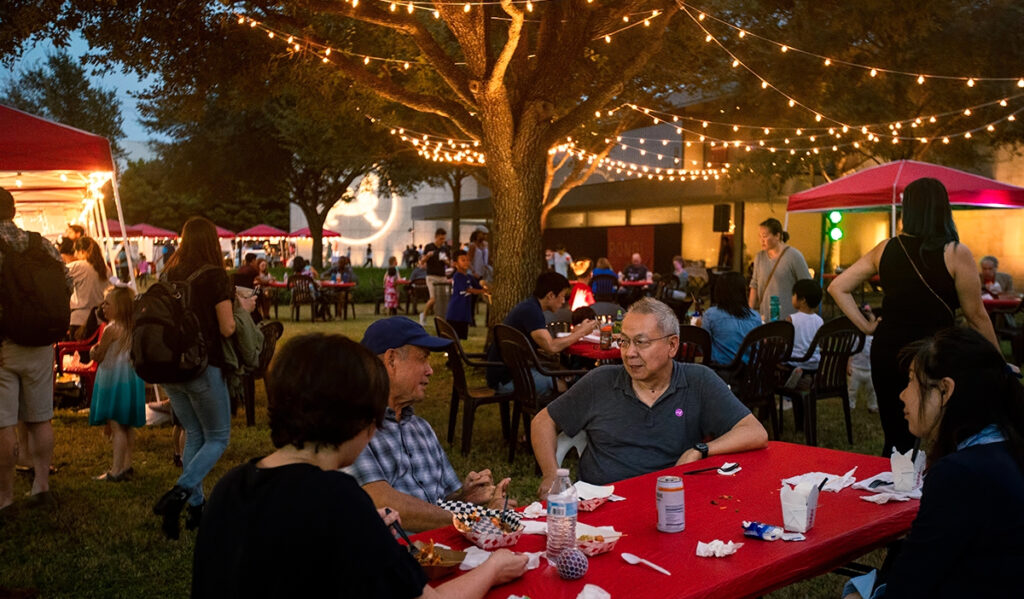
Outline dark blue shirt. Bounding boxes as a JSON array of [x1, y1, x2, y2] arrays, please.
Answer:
[[446, 271, 481, 324], [486, 296, 547, 388]]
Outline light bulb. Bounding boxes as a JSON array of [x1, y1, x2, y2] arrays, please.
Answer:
[[870, 68, 877, 77], [917, 75, 925, 84]]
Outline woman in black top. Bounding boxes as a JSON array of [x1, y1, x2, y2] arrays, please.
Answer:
[[842, 327, 1024, 599], [829, 178, 998, 456], [152, 217, 236, 539], [192, 333, 527, 598]]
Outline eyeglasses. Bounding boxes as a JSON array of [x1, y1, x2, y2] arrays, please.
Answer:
[[618, 334, 675, 351]]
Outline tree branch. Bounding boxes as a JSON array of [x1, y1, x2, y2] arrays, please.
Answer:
[[487, 0, 525, 94]]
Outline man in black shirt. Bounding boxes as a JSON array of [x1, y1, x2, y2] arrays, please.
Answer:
[[419, 228, 451, 326]]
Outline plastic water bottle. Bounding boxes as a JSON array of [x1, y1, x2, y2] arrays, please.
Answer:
[[769, 296, 781, 321], [546, 468, 578, 563]]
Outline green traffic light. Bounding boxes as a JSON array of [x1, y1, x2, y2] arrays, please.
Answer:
[[828, 211, 843, 224], [829, 227, 844, 241]]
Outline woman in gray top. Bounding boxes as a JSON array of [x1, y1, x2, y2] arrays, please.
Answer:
[[748, 218, 811, 321]]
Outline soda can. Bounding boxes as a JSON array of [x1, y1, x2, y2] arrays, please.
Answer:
[[656, 475, 685, 533]]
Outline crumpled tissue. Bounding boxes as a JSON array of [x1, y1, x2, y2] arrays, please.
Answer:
[[461, 547, 544, 571], [576, 584, 611, 599], [781, 467, 858, 492], [521, 501, 545, 519], [574, 481, 615, 500], [521, 520, 547, 535], [696, 540, 742, 557], [852, 471, 922, 503]]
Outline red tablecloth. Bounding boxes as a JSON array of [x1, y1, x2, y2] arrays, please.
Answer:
[[620, 280, 652, 287], [564, 342, 621, 361], [410, 442, 917, 599], [983, 297, 1021, 311]]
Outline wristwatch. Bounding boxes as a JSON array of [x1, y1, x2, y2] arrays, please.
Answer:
[[694, 442, 709, 460]]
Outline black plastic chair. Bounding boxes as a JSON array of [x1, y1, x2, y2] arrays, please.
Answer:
[[287, 275, 319, 322], [992, 301, 1024, 365], [776, 317, 865, 446], [405, 278, 429, 314], [237, 320, 284, 427], [710, 321, 794, 439], [676, 325, 712, 365], [591, 274, 619, 303], [493, 324, 588, 463], [435, 317, 512, 456]]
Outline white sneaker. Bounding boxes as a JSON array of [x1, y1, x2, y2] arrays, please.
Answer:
[[419, 312, 425, 326]]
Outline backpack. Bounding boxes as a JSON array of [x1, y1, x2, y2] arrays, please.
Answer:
[[130, 265, 216, 384], [0, 232, 71, 346]]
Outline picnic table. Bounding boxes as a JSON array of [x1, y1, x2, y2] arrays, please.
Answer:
[[564, 340, 621, 364], [410, 442, 918, 599], [264, 279, 356, 319]]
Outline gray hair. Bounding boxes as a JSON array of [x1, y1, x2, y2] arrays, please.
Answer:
[[626, 297, 679, 336], [980, 255, 998, 268]]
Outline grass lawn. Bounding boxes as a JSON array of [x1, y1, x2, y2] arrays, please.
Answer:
[[2, 304, 892, 598]]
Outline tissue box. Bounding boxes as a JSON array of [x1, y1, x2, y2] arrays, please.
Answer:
[[891, 447, 926, 492], [780, 482, 819, 533]]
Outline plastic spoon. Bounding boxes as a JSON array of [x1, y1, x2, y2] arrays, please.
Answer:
[[621, 552, 672, 575]]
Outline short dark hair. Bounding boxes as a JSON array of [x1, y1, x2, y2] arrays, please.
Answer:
[[435, 228, 447, 237], [533, 271, 569, 299], [792, 279, 822, 308], [67, 224, 85, 237], [244, 252, 257, 264], [266, 334, 389, 450], [0, 187, 14, 220], [759, 218, 790, 243], [572, 306, 596, 326], [58, 238, 76, 255], [901, 177, 959, 253], [453, 249, 468, 260]]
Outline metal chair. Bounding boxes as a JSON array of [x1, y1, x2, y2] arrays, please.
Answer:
[[710, 321, 794, 439], [435, 317, 512, 456], [287, 274, 319, 322], [493, 324, 588, 463], [676, 325, 712, 365], [776, 317, 865, 446]]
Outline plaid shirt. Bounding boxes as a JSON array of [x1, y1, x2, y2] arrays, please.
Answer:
[[0, 220, 69, 321], [345, 405, 461, 504]]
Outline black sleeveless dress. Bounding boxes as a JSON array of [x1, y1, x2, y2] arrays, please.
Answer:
[[872, 235, 959, 456]]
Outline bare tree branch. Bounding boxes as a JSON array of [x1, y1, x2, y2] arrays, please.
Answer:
[[487, 0, 525, 94]]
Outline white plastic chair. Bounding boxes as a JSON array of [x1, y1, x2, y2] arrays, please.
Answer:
[[556, 431, 589, 466]]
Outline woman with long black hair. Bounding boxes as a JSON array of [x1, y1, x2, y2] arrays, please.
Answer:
[[830, 178, 998, 456], [152, 217, 236, 539], [67, 236, 110, 339]]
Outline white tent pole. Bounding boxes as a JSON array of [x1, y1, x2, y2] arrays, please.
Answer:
[[96, 188, 116, 276], [890, 161, 906, 237], [110, 169, 136, 288]]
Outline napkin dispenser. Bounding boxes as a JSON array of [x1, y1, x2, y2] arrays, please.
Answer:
[[890, 447, 926, 492], [780, 482, 819, 533]]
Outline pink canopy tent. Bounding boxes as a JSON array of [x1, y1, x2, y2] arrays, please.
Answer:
[[106, 218, 144, 237], [237, 224, 287, 238], [289, 227, 341, 237], [133, 222, 179, 238], [787, 160, 1024, 233], [215, 225, 236, 239]]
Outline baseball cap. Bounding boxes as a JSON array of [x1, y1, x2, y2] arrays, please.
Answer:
[[361, 316, 452, 355]]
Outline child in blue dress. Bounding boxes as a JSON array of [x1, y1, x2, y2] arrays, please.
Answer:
[[445, 250, 489, 339], [89, 286, 146, 482]]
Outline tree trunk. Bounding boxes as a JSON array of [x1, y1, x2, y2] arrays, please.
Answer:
[[488, 149, 547, 323], [299, 204, 326, 271]]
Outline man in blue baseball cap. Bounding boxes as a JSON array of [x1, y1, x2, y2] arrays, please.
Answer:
[[347, 317, 513, 532]]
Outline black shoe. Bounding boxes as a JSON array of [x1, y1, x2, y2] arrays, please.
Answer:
[[153, 485, 190, 540], [173, 454, 183, 468], [185, 502, 205, 531]]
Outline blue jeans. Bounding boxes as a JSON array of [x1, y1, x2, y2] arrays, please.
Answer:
[[163, 365, 231, 506], [497, 368, 554, 396]]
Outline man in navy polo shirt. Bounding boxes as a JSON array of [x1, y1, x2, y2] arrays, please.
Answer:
[[348, 317, 512, 532], [486, 272, 597, 394]]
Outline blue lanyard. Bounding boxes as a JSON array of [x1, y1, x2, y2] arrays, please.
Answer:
[[957, 424, 1006, 451]]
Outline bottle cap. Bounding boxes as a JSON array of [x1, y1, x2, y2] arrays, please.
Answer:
[[556, 468, 570, 477]]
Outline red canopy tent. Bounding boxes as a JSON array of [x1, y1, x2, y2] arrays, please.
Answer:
[[788, 160, 1024, 233], [106, 218, 144, 237], [133, 222, 179, 238], [237, 224, 287, 238], [215, 226, 236, 239], [1, 104, 133, 281], [289, 227, 341, 237]]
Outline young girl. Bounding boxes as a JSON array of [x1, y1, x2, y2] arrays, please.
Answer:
[[88, 286, 146, 482], [383, 265, 399, 315]]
